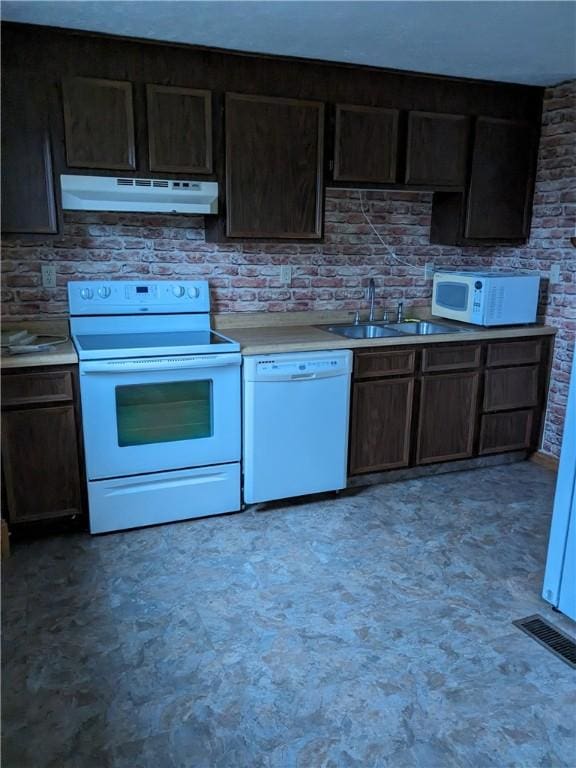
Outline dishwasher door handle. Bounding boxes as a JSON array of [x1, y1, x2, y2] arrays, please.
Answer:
[[254, 370, 349, 382]]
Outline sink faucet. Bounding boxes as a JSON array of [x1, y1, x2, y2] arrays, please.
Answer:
[[368, 278, 376, 322], [396, 301, 404, 323]]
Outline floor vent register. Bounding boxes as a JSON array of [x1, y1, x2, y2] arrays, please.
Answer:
[[513, 614, 576, 669]]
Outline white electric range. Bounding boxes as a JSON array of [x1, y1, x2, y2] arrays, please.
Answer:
[[68, 280, 241, 534]]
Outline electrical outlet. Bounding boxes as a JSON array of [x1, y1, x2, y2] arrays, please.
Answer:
[[280, 265, 292, 285], [424, 262, 435, 280], [41, 265, 57, 289], [550, 264, 561, 284]]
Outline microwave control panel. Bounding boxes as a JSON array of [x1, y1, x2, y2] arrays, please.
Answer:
[[472, 280, 483, 314]]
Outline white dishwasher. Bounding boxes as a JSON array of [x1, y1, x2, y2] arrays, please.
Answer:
[[243, 350, 353, 504]]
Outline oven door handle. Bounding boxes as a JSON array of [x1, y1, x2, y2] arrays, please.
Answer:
[[80, 353, 242, 374]]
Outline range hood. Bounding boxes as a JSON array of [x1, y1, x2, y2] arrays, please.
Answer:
[[60, 175, 218, 214]]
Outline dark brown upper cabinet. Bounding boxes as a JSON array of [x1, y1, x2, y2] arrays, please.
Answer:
[[62, 76, 136, 170], [1, 70, 58, 235], [333, 104, 399, 183], [225, 93, 324, 239], [147, 84, 212, 174], [465, 117, 537, 239], [405, 111, 469, 187]]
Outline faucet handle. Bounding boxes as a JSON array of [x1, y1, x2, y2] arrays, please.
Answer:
[[381, 309, 389, 322], [353, 310, 361, 325]]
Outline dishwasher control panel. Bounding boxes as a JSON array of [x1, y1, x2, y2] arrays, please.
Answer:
[[257, 359, 341, 376], [244, 351, 353, 382]]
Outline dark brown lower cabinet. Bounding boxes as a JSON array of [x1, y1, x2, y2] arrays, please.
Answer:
[[479, 410, 533, 455], [483, 365, 539, 411], [348, 336, 553, 478], [350, 377, 414, 473], [1, 366, 85, 524], [416, 371, 480, 464]]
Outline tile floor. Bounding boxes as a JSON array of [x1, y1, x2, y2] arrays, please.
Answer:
[[2, 462, 575, 767]]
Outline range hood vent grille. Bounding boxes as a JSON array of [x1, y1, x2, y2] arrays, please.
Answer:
[[116, 178, 172, 189], [61, 175, 218, 215]]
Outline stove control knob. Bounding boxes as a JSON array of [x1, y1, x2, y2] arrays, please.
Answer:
[[98, 286, 111, 299], [172, 285, 186, 298], [80, 287, 94, 300], [187, 286, 200, 298]]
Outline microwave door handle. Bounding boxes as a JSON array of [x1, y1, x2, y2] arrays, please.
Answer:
[[81, 354, 241, 374]]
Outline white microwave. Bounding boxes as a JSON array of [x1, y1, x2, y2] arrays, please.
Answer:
[[432, 271, 540, 326]]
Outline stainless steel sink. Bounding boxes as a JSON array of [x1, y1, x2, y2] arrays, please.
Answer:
[[323, 324, 406, 339], [389, 321, 462, 335]]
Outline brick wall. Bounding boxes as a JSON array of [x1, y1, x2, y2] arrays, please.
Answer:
[[1, 81, 574, 456], [1, 190, 487, 318]]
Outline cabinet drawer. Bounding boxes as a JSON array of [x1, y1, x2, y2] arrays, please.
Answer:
[[2, 370, 73, 406], [422, 344, 481, 372], [484, 366, 538, 412], [479, 410, 533, 454], [354, 349, 415, 379], [486, 339, 542, 367]]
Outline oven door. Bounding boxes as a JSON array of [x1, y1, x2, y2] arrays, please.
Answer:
[[79, 353, 241, 480]]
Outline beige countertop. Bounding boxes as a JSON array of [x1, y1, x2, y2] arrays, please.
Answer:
[[220, 315, 557, 356], [1, 320, 78, 370], [0, 313, 556, 369]]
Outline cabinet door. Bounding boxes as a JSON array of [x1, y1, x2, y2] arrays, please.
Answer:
[[147, 84, 212, 174], [1, 70, 58, 234], [465, 117, 537, 239], [417, 371, 479, 464], [333, 104, 398, 183], [406, 112, 469, 186], [350, 378, 414, 474], [225, 93, 324, 238], [62, 76, 136, 170], [1, 405, 83, 523]]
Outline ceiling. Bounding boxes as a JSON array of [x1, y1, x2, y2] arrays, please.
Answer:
[[2, 0, 575, 86]]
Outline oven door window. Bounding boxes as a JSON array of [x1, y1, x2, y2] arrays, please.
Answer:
[[115, 380, 213, 447]]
